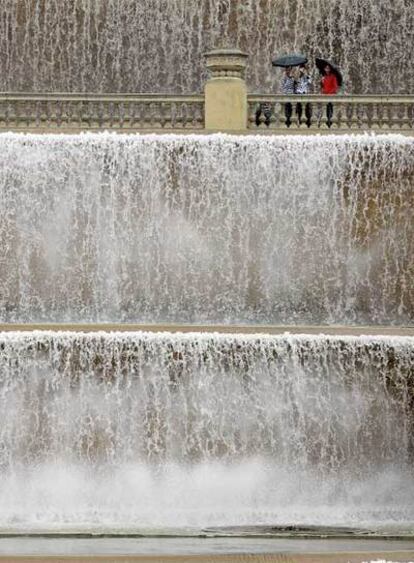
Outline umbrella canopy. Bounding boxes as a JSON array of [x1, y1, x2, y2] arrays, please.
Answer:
[[315, 58, 343, 87], [272, 54, 308, 68]]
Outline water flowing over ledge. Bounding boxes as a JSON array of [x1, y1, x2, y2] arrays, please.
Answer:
[[0, 133, 413, 325], [0, 330, 413, 532], [1, 0, 413, 95]]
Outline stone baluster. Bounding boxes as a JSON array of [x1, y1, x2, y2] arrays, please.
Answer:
[[390, 103, 401, 130], [16, 100, 25, 127], [195, 101, 204, 128], [337, 101, 346, 130], [75, 101, 82, 127], [190, 102, 198, 128], [330, 100, 340, 129], [408, 102, 414, 130], [0, 100, 4, 127], [275, 102, 284, 129], [380, 102, 390, 130], [149, 101, 155, 128], [370, 102, 380, 130], [141, 101, 147, 128], [117, 101, 123, 128], [173, 102, 181, 127], [123, 101, 131, 128], [204, 48, 248, 130], [359, 103, 370, 130], [401, 102, 410, 130], [34, 100, 40, 127], [82, 100, 91, 128], [189, 102, 196, 128], [349, 102, 359, 129], [139, 101, 146, 128], [12, 99, 20, 127], [318, 101, 328, 129], [55, 100, 62, 128], [158, 102, 166, 128], [181, 102, 188, 127], [47, 100, 53, 126], [15, 100, 22, 127], [94, 100, 100, 128], [4, 101, 9, 127], [247, 103, 256, 128]]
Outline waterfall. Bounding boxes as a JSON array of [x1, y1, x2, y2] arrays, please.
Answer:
[[0, 0, 413, 540], [0, 133, 413, 325], [0, 330, 413, 531], [0, 0, 413, 94]]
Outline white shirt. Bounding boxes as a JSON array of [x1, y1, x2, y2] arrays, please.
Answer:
[[296, 74, 312, 94]]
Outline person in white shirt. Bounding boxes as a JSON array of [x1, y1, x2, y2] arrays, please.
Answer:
[[295, 64, 312, 127], [281, 66, 295, 127]]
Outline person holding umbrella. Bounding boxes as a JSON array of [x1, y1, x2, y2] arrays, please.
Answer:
[[295, 63, 312, 127], [281, 66, 296, 126], [272, 54, 308, 127], [316, 58, 342, 127]]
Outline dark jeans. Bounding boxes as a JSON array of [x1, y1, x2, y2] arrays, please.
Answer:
[[285, 102, 312, 127], [296, 102, 312, 127], [255, 103, 273, 126], [284, 102, 292, 126], [326, 102, 334, 127]]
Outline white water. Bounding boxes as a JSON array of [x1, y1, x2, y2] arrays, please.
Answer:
[[0, 331, 413, 531], [0, 0, 413, 94], [0, 133, 413, 325]]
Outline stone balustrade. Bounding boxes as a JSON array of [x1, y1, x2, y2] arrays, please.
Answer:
[[0, 93, 205, 132], [0, 48, 413, 134], [249, 95, 414, 133], [1, 92, 412, 134]]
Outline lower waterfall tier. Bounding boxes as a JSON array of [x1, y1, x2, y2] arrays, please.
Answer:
[[0, 331, 413, 531], [0, 133, 413, 325]]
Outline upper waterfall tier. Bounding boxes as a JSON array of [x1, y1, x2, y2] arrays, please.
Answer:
[[0, 133, 413, 325], [0, 0, 413, 94]]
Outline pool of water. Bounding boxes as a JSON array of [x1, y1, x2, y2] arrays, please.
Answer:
[[0, 536, 414, 557]]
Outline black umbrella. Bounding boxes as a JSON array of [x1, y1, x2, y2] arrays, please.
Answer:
[[272, 54, 308, 68], [315, 58, 343, 87]]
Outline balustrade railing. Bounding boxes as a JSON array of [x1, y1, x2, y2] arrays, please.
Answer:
[[249, 95, 414, 132], [0, 93, 205, 131], [0, 92, 414, 134]]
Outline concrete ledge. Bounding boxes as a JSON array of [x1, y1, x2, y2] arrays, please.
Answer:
[[0, 324, 413, 336], [1, 553, 414, 562], [1, 549, 414, 562], [1, 128, 414, 136]]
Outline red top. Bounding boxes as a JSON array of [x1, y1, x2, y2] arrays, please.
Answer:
[[321, 74, 339, 94]]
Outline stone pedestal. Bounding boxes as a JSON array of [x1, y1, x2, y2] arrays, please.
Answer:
[[204, 49, 248, 131]]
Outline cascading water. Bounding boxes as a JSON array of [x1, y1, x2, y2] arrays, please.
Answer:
[[0, 0, 413, 94], [0, 0, 413, 544], [0, 133, 413, 325], [0, 330, 413, 532]]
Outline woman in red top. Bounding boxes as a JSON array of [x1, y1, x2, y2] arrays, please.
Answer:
[[321, 64, 339, 126]]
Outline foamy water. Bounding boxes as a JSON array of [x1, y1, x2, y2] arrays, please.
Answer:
[[0, 331, 412, 531], [1, 133, 413, 325]]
